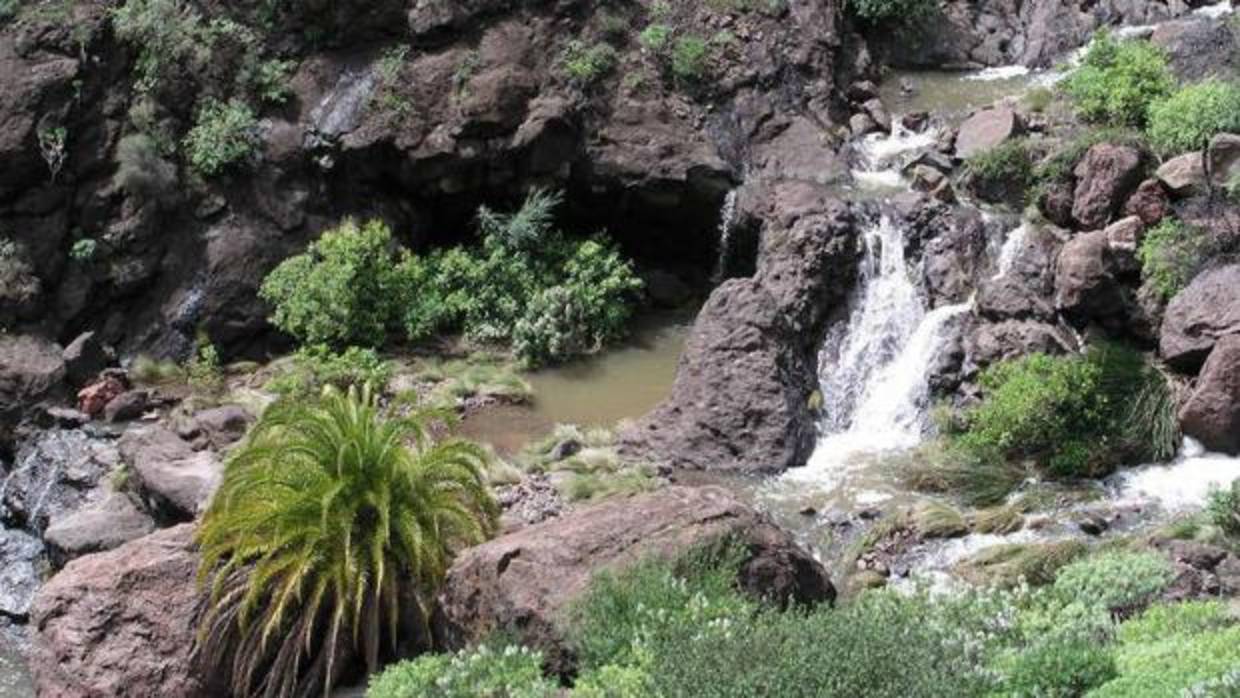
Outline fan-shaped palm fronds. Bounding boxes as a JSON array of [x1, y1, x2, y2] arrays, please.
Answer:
[[195, 386, 499, 698]]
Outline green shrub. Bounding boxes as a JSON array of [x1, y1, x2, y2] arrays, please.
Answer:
[[1051, 551, 1174, 615], [1207, 478, 1240, 537], [573, 662, 656, 698], [260, 219, 407, 347], [847, 0, 936, 23], [183, 98, 258, 176], [242, 57, 296, 105], [69, 239, 97, 262], [267, 345, 393, 398], [111, 0, 207, 91], [1147, 80, 1240, 155], [956, 540, 1088, 588], [1063, 32, 1173, 127], [1034, 127, 1149, 185], [1001, 639, 1117, 698], [670, 36, 710, 83], [963, 140, 1036, 204], [1139, 218, 1209, 300], [366, 644, 558, 698], [186, 339, 223, 394], [1093, 602, 1240, 697], [562, 40, 618, 85], [954, 344, 1174, 480], [638, 24, 672, 52]]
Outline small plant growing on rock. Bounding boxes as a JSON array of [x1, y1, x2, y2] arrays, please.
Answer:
[[561, 40, 618, 86], [1138, 218, 1209, 300], [847, 0, 936, 25], [183, 98, 258, 176], [1207, 478, 1240, 538], [69, 238, 97, 262], [37, 125, 68, 181]]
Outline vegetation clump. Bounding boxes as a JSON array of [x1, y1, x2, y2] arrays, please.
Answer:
[[184, 98, 259, 176], [1063, 32, 1173, 127], [196, 387, 498, 698], [1147, 80, 1240, 155], [847, 0, 936, 24], [1139, 218, 1210, 300]]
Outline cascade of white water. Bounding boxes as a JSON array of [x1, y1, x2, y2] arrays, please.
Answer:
[[712, 189, 739, 283], [851, 124, 938, 189]]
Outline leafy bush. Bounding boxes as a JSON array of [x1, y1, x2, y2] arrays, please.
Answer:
[[847, 0, 936, 24], [1147, 80, 1240, 155], [241, 57, 296, 105], [260, 219, 408, 347], [197, 387, 498, 697], [1051, 551, 1174, 615], [1139, 218, 1209, 300], [1063, 32, 1173, 127], [638, 24, 672, 51], [366, 644, 558, 698], [266, 345, 393, 398], [562, 40, 618, 85], [1001, 639, 1117, 698], [111, 0, 207, 91], [1093, 602, 1240, 697], [183, 98, 258, 176], [69, 239, 97, 262], [1207, 478, 1240, 537], [113, 133, 177, 200], [670, 36, 710, 84], [953, 344, 1175, 480], [963, 139, 1036, 204]]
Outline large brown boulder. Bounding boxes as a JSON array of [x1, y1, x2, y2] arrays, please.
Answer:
[[1179, 335, 1240, 455], [1054, 230, 1125, 319], [955, 106, 1024, 159], [0, 334, 65, 437], [620, 187, 858, 473], [29, 524, 219, 698], [1073, 144, 1145, 230], [1160, 264, 1240, 371], [436, 486, 834, 674]]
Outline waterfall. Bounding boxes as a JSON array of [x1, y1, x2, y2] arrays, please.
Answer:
[[992, 223, 1028, 280], [712, 189, 739, 283], [780, 217, 972, 488], [851, 123, 937, 190]]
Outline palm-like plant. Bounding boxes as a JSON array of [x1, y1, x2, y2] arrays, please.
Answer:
[[195, 386, 499, 698]]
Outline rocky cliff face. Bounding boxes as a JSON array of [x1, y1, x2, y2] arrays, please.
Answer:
[[0, 0, 863, 360]]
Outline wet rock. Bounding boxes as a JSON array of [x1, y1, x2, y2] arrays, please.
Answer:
[[61, 332, 107, 387], [1073, 144, 1145, 230], [0, 334, 66, 437], [955, 106, 1023, 159], [965, 319, 1077, 371], [1160, 263, 1240, 370], [862, 98, 892, 133], [901, 111, 931, 133], [76, 376, 125, 418], [437, 486, 834, 674], [850, 112, 879, 137], [1074, 512, 1109, 536], [1207, 133, 1240, 188], [847, 80, 879, 102], [117, 426, 222, 521], [1151, 18, 1239, 82], [1156, 152, 1207, 196], [3, 429, 118, 533], [103, 390, 149, 423], [915, 204, 989, 306], [43, 491, 155, 566], [1123, 178, 1170, 225], [909, 164, 947, 193], [1178, 334, 1240, 454], [29, 524, 220, 698], [620, 189, 857, 473], [43, 407, 88, 428], [0, 528, 43, 619]]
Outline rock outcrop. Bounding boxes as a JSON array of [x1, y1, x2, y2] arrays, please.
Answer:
[[1073, 144, 1145, 230], [43, 491, 156, 566], [436, 486, 834, 674], [1179, 334, 1240, 455], [29, 524, 218, 698], [0, 334, 65, 441], [1160, 264, 1240, 370], [954, 106, 1023, 159], [117, 426, 222, 521], [620, 186, 859, 473]]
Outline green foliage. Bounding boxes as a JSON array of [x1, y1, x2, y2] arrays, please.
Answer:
[[69, 239, 97, 262], [1093, 602, 1240, 697], [1001, 639, 1117, 698], [964, 139, 1036, 204], [184, 98, 258, 176], [1051, 551, 1174, 615], [956, 540, 1088, 588], [670, 36, 710, 83], [130, 355, 185, 385], [847, 0, 936, 24], [187, 339, 224, 394], [1063, 32, 1173, 127], [953, 344, 1175, 482], [266, 345, 393, 399], [196, 387, 499, 698], [260, 219, 408, 348], [1139, 218, 1209, 300], [1207, 478, 1240, 537], [366, 644, 558, 698], [373, 45, 411, 115], [414, 356, 532, 409], [1147, 80, 1240, 155], [562, 40, 618, 85], [638, 24, 672, 52], [1035, 127, 1149, 185], [242, 57, 296, 105], [111, 0, 207, 92]]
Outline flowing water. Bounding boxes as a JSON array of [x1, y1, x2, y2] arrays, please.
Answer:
[[712, 189, 740, 283]]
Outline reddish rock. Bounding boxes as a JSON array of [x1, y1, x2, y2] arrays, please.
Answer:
[[1073, 144, 1145, 230], [1160, 264, 1240, 370], [117, 426, 223, 520], [1055, 231, 1123, 318], [1123, 179, 1170, 225], [76, 377, 124, 417], [29, 524, 219, 698], [1179, 335, 1240, 455], [955, 106, 1023, 159], [1156, 152, 1207, 196], [437, 486, 834, 674]]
